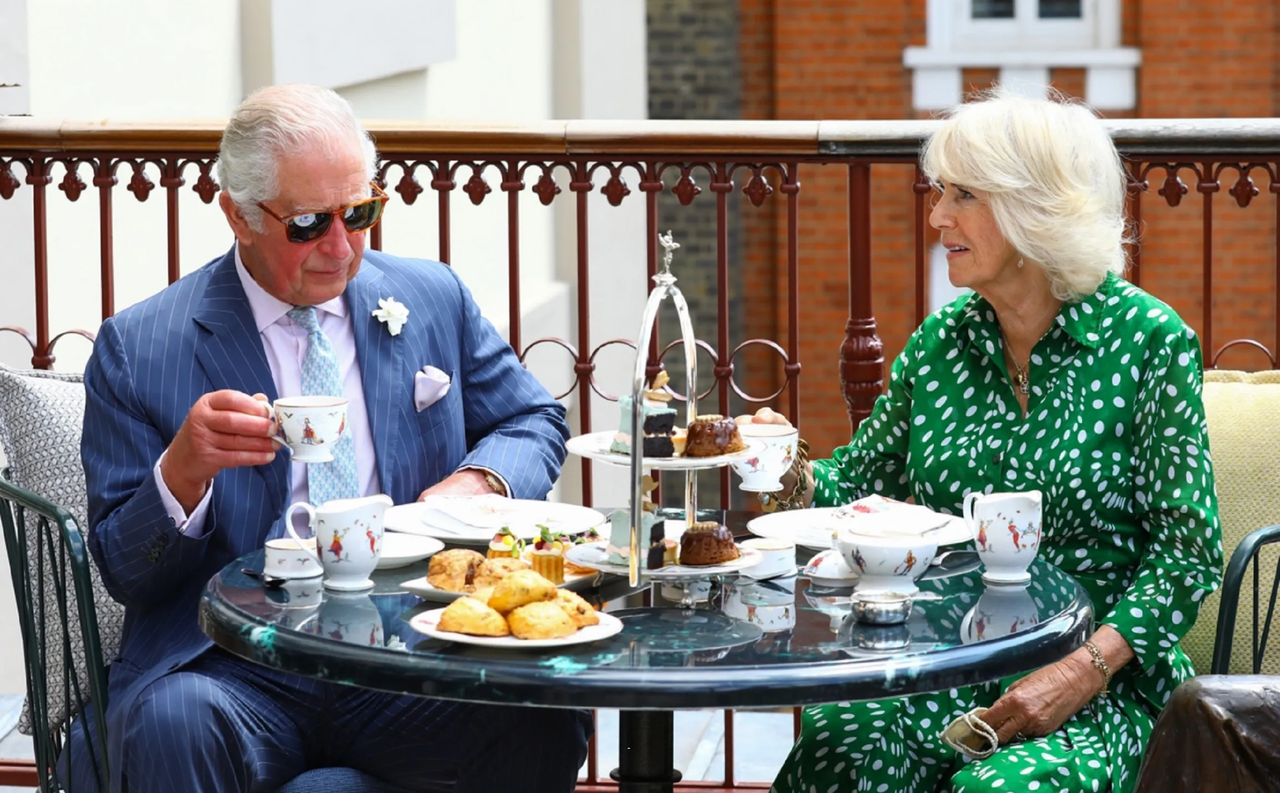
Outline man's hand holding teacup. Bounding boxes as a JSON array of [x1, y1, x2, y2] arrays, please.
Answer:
[[161, 390, 279, 513]]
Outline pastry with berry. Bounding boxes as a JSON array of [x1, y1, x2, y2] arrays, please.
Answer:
[[530, 525, 570, 584], [487, 526, 524, 560]]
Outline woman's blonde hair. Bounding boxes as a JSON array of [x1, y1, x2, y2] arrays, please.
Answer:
[[921, 86, 1131, 301]]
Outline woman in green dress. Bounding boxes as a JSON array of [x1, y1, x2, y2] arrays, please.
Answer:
[[763, 88, 1223, 793]]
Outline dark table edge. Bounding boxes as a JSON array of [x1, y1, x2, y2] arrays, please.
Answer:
[[199, 574, 1094, 711]]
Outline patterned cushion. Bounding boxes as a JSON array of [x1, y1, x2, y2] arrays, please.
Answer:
[[1180, 369, 1280, 674], [0, 363, 125, 736]]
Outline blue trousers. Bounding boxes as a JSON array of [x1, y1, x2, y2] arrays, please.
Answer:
[[85, 649, 591, 793]]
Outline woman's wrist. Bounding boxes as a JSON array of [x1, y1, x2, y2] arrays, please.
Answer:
[[1077, 625, 1134, 697]]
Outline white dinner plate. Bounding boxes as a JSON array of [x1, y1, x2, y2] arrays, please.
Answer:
[[747, 507, 971, 551], [375, 533, 445, 570], [383, 498, 606, 545], [409, 608, 624, 649], [565, 541, 764, 580], [565, 430, 762, 471]]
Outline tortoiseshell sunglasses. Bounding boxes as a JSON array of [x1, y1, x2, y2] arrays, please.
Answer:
[[258, 182, 388, 244]]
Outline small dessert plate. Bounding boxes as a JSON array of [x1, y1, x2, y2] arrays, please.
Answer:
[[564, 541, 764, 580], [565, 430, 762, 471], [748, 502, 971, 551], [375, 533, 445, 570]]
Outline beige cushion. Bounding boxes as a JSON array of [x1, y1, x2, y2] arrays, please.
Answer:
[[1180, 369, 1280, 674], [0, 364, 124, 737]]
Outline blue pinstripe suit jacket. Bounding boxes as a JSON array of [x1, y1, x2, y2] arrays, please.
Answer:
[[81, 248, 568, 779]]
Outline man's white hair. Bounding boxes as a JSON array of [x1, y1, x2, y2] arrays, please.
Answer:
[[921, 86, 1132, 302], [217, 84, 378, 232]]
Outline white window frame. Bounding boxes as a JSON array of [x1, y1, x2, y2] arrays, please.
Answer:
[[905, 0, 1137, 110], [954, 0, 1097, 51]]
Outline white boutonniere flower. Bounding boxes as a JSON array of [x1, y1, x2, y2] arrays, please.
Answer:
[[372, 297, 409, 336]]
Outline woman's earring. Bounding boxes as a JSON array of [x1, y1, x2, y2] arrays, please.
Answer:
[[1017, 258, 1025, 269]]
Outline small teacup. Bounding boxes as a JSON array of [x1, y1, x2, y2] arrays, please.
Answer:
[[963, 490, 1043, 585], [730, 423, 801, 492], [263, 537, 323, 580], [273, 396, 349, 463], [287, 494, 394, 591], [738, 537, 797, 580]]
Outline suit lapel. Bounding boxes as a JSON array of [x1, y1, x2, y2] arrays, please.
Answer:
[[347, 261, 405, 501], [192, 250, 290, 513]]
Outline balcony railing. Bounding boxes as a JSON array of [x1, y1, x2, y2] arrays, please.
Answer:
[[1, 117, 1278, 789]]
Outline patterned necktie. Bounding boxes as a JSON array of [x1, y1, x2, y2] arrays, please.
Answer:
[[286, 305, 360, 506]]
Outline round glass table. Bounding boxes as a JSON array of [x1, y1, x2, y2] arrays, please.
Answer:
[[200, 515, 1092, 793]]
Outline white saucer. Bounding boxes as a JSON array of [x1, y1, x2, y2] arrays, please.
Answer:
[[739, 564, 799, 581], [804, 573, 858, 589]]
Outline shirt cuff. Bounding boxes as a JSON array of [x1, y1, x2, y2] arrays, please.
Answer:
[[459, 466, 510, 497], [154, 452, 213, 538]]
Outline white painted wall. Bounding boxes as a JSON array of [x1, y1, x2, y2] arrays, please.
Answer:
[[550, 0, 650, 512], [0, 0, 650, 699]]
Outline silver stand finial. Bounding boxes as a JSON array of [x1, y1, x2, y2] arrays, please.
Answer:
[[657, 230, 680, 282]]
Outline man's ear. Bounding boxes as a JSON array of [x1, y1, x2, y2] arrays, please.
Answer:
[[220, 191, 254, 246]]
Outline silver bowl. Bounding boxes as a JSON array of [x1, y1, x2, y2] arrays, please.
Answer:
[[837, 614, 913, 652], [851, 591, 914, 625]]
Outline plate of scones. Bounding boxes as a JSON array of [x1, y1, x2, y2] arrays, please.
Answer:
[[565, 371, 762, 471], [409, 568, 624, 648]]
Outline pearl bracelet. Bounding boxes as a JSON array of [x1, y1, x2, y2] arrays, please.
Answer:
[[1082, 640, 1111, 696]]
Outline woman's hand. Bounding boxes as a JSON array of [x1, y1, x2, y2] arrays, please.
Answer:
[[982, 654, 1098, 742], [983, 625, 1134, 743], [736, 407, 792, 427]]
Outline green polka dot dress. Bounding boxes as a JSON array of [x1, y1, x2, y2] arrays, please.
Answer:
[[773, 274, 1223, 793]]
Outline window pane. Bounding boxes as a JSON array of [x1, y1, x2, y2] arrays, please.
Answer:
[[972, 0, 1015, 18], [1039, 0, 1083, 18]]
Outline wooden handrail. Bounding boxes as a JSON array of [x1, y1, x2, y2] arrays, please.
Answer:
[[6, 117, 1280, 157]]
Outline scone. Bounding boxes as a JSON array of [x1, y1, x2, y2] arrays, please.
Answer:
[[507, 600, 577, 640], [554, 588, 600, 628], [426, 548, 486, 592], [488, 569, 557, 614], [436, 595, 510, 637], [472, 557, 531, 590]]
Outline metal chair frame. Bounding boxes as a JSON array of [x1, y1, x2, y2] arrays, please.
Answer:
[[1211, 522, 1280, 674], [0, 471, 109, 791]]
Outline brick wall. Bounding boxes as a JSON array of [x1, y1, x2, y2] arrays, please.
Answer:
[[647, 0, 746, 506], [647, 0, 743, 407], [647, 0, 1279, 460], [728, 0, 1280, 459]]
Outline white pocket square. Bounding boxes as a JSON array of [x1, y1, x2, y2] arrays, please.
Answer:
[[414, 365, 452, 412]]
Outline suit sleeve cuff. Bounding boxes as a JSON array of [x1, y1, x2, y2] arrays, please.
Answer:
[[459, 466, 510, 497], [153, 452, 213, 537]]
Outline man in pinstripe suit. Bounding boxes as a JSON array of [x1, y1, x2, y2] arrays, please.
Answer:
[[78, 84, 590, 792]]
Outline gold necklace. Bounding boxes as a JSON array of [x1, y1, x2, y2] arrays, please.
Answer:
[[1000, 330, 1030, 396]]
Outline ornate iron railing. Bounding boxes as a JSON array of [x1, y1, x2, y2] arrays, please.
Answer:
[[1, 117, 1278, 788]]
